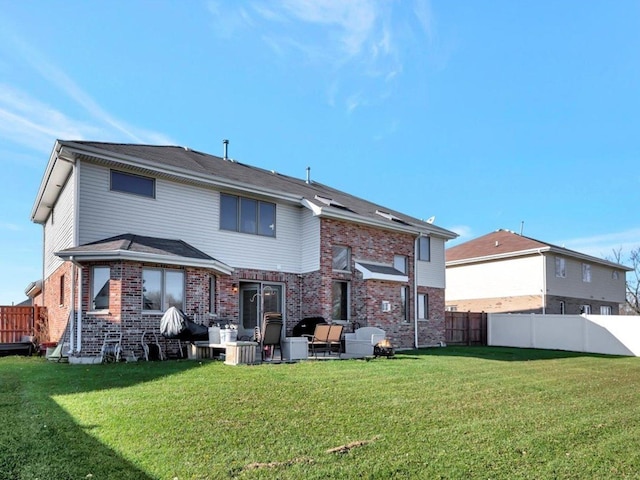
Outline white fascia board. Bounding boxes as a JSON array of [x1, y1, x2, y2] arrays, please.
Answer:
[[446, 247, 552, 266], [55, 249, 234, 275], [31, 142, 75, 223], [62, 142, 302, 205], [355, 262, 408, 283]]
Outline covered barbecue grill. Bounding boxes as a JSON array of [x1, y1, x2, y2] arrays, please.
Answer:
[[160, 307, 208, 342]]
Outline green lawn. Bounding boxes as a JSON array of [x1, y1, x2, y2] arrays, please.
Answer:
[[1, 347, 639, 479]]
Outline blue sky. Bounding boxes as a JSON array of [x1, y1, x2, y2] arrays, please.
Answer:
[[1, 0, 639, 304]]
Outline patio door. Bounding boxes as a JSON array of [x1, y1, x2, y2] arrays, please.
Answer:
[[238, 282, 284, 340]]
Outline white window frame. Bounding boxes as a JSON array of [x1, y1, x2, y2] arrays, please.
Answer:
[[332, 245, 351, 272], [418, 293, 429, 320], [418, 237, 430, 261], [581, 304, 592, 314], [559, 301, 565, 315], [600, 305, 612, 315], [394, 255, 408, 274], [555, 257, 566, 278], [91, 266, 110, 311], [582, 264, 592, 283], [142, 268, 185, 312]]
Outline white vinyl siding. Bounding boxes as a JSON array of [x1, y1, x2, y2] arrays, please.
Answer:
[[78, 161, 303, 272], [300, 209, 320, 272], [416, 236, 447, 288], [44, 169, 76, 278], [446, 255, 544, 301], [546, 256, 626, 304]]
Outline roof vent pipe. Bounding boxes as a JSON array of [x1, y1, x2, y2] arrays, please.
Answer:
[[306, 166, 310, 184], [223, 139, 229, 160]]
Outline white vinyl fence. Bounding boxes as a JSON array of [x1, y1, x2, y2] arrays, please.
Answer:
[[488, 314, 640, 357]]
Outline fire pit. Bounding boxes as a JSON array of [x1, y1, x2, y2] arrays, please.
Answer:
[[373, 338, 395, 358]]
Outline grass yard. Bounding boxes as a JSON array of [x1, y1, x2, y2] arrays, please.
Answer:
[[1, 347, 640, 479]]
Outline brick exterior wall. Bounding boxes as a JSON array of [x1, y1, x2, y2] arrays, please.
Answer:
[[446, 295, 621, 315], [41, 218, 447, 358]]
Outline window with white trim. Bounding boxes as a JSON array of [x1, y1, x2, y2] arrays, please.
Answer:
[[581, 304, 591, 314], [394, 255, 408, 274], [600, 305, 612, 315], [143, 268, 184, 311], [418, 293, 429, 319], [582, 264, 591, 283], [220, 193, 276, 237], [332, 245, 351, 271], [555, 257, 566, 278], [559, 301, 565, 315], [91, 266, 110, 310], [418, 237, 431, 261], [110, 170, 155, 198]]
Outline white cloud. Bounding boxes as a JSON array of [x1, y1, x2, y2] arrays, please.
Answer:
[[557, 228, 640, 263], [444, 225, 474, 244], [0, 222, 22, 232]]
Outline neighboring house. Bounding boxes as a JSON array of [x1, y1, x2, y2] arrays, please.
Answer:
[[29, 140, 457, 361], [445, 229, 631, 315]]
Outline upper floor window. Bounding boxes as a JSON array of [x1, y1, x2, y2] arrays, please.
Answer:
[[418, 237, 430, 261], [612, 270, 620, 280], [332, 245, 351, 271], [555, 257, 566, 278], [143, 268, 184, 312], [91, 266, 110, 310], [110, 170, 155, 198], [582, 263, 592, 283], [394, 255, 408, 274], [220, 193, 276, 237]]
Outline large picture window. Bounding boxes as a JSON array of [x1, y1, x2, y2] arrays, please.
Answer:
[[220, 193, 276, 237], [332, 281, 349, 321], [91, 266, 110, 310], [111, 170, 155, 198], [143, 268, 184, 311]]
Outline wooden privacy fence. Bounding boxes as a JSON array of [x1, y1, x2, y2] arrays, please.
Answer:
[[0, 306, 45, 343], [445, 311, 488, 346]]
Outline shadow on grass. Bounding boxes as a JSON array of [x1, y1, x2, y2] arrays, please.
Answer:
[[0, 357, 200, 479], [396, 345, 622, 362]]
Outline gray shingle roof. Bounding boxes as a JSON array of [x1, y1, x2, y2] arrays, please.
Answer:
[[60, 140, 456, 238]]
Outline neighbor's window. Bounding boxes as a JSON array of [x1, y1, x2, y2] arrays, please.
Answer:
[[555, 257, 566, 278], [401, 286, 410, 322], [581, 304, 592, 314], [600, 305, 613, 315], [59, 274, 65, 306], [418, 293, 429, 319], [582, 263, 592, 283], [418, 237, 431, 261], [331, 281, 349, 321], [332, 245, 351, 271], [394, 255, 408, 274], [143, 268, 184, 311], [220, 193, 276, 237], [110, 170, 155, 198], [612, 270, 620, 280], [91, 266, 110, 310], [559, 301, 566, 315]]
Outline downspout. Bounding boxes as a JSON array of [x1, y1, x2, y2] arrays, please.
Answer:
[[73, 161, 82, 353], [414, 234, 420, 349], [538, 249, 546, 314], [69, 256, 75, 354], [76, 266, 82, 353]]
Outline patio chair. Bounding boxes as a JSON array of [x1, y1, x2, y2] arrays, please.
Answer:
[[261, 312, 283, 361], [326, 324, 344, 356], [304, 323, 332, 357]]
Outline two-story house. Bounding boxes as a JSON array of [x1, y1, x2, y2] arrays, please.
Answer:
[[445, 229, 630, 314], [29, 140, 457, 362]]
